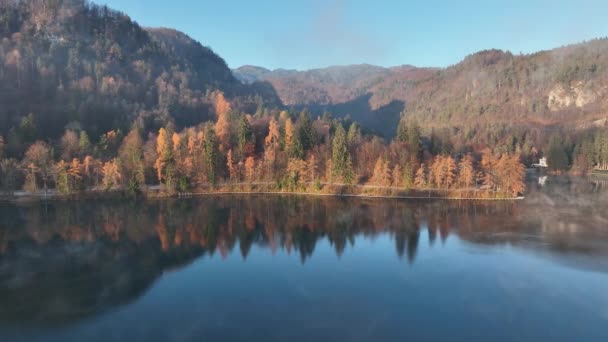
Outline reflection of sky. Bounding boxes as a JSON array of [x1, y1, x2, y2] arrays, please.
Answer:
[[16, 231, 608, 342]]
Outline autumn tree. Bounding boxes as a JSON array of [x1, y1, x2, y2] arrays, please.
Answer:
[[118, 128, 145, 191], [429, 155, 444, 188], [458, 154, 475, 188], [496, 154, 526, 196], [444, 156, 457, 189], [23, 141, 52, 193], [215, 92, 232, 152], [245, 156, 256, 182], [392, 164, 403, 187], [481, 149, 498, 190], [102, 159, 121, 190], [67, 158, 83, 191], [414, 164, 427, 188], [371, 157, 391, 186], [306, 153, 318, 184], [286, 158, 307, 190], [154, 127, 176, 192], [264, 117, 280, 179], [284, 118, 295, 153], [60, 129, 79, 160]]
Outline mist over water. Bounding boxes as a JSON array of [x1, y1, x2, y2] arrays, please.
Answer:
[[0, 176, 607, 341]]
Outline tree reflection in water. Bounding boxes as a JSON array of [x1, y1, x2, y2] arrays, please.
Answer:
[[0, 176, 607, 327]]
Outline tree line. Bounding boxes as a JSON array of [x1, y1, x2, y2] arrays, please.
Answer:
[[0, 92, 526, 198]]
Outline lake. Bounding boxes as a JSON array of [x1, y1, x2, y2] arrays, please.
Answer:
[[1, 176, 607, 341]]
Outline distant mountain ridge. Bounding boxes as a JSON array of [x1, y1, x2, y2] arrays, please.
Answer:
[[234, 40, 608, 137]]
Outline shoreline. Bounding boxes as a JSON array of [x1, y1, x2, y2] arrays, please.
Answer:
[[172, 190, 525, 201], [1, 185, 524, 203]]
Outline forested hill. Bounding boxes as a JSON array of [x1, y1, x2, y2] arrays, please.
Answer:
[[0, 0, 280, 155], [234, 39, 608, 137]]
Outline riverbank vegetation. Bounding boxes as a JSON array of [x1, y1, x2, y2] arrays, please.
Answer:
[[0, 92, 526, 200]]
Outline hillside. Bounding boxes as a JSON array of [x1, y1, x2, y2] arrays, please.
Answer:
[[0, 0, 280, 154], [234, 40, 608, 137]]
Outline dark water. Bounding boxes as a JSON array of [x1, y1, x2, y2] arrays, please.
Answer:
[[1, 176, 608, 341]]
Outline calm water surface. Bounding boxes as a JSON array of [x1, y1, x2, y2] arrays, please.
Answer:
[[1, 176, 608, 341]]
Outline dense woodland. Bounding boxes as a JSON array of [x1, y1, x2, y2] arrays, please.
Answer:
[[0, 0, 280, 155], [0, 91, 526, 198]]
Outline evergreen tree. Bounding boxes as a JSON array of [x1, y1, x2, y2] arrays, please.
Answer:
[[332, 124, 354, 184], [299, 111, 316, 151], [546, 135, 569, 171], [203, 126, 219, 186]]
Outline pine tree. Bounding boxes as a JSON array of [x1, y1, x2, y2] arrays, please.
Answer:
[[332, 124, 354, 184], [299, 111, 316, 151], [347, 122, 361, 146], [238, 116, 255, 158], [203, 126, 219, 186]]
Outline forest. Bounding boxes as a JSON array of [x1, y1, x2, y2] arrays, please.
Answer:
[[0, 91, 527, 199]]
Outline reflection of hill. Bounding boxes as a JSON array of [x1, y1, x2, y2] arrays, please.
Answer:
[[1, 181, 607, 326]]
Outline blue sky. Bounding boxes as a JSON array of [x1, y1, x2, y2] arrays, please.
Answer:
[[96, 0, 608, 70]]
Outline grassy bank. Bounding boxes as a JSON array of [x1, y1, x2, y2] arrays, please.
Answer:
[[1, 182, 523, 202]]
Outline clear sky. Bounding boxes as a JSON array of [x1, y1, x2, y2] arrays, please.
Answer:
[[96, 0, 608, 70]]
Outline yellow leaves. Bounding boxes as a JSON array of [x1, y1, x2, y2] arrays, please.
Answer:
[[172, 133, 181, 153], [285, 118, 294, 151], [215, 92, 231, 150], [68, 158, 82, 179], [369, 157, 392, 187], [245, 156, 256, 182], [414, 164, 427, 188], [156, 128, 168, 156], [265, 117, 280, 148], [214, 91, 231, 119], [102, 159, 121, 189]]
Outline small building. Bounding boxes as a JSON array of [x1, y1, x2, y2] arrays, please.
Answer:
[[532, 157, 548, 168]]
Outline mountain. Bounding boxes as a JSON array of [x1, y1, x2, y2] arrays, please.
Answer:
[[234, 40, 608, 137], [0, 0, 280, 152]]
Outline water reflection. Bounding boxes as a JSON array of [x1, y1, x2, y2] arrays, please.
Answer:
[[0, 176, 607, 328]]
